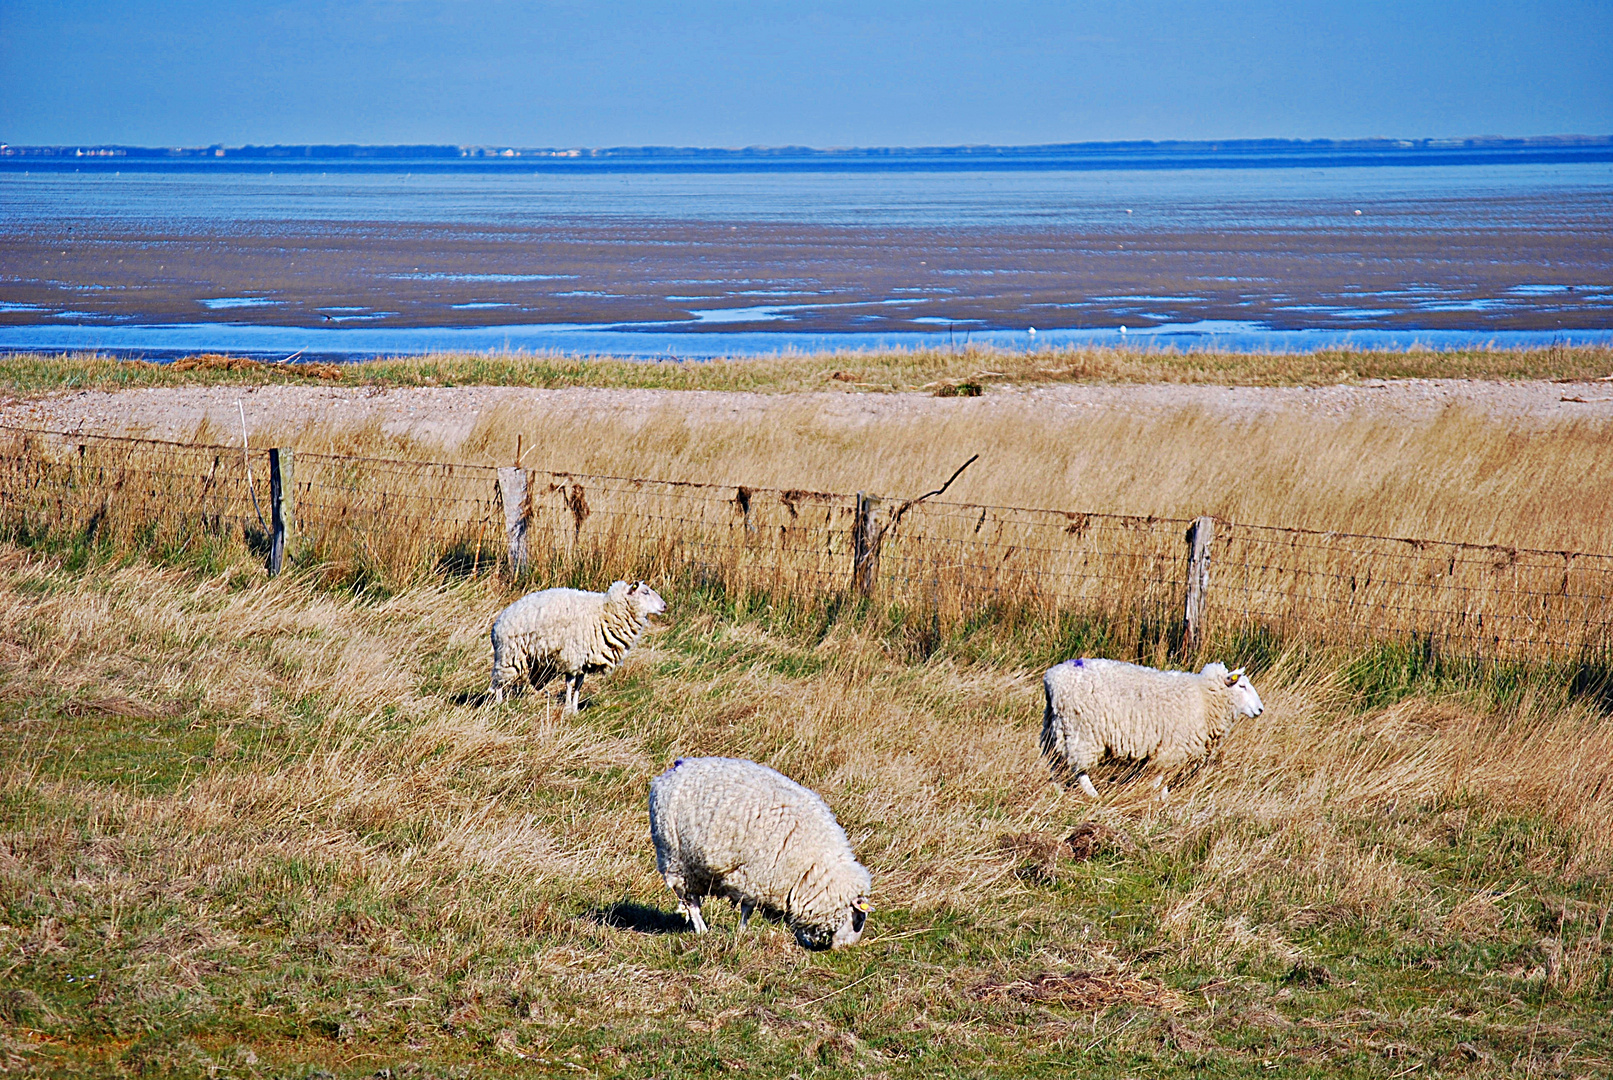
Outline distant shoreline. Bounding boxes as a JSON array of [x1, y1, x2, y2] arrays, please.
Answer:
[[4, 135, 1612, 173], [4, 326, 1613, 363]]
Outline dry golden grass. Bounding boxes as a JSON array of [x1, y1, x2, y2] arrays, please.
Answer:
[[7, 376, 1612, 675], [258, 392, 1613, 554], [213, 391, 1613, 664], [1, 540, 1610, 1076]]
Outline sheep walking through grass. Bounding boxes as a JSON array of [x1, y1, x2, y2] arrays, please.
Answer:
[[648, 756, 873, 950], [488, 580, 666, 712], [1041, 658, 1265, 799]]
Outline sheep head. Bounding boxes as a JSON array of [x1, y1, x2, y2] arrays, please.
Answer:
[[606, 580, 668, 619], [799, 896, 873, 951], [627, 580, 667, 618], [1225, 667, 1265, 719]]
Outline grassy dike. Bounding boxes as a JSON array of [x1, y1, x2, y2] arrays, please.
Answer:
[[1, 540, 1610, 1078], [1, 343, 1611, 397]]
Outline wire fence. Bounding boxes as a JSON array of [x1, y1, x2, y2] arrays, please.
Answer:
[[2, 424, 1610, 665]]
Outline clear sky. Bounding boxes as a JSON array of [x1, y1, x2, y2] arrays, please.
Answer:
[[2, 1, 1609, 148]]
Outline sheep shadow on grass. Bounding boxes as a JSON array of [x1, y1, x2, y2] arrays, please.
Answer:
[[587, 902, 690, 935], [451, 684, 596, 710]]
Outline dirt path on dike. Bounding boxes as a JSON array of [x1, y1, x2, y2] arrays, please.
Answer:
[[4, 378, 1612, 449]]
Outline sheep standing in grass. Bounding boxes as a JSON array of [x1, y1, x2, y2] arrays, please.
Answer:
[[488, 580, 666, 712], [1041, 659, 1264, 799], [648, 756, 873, 950]]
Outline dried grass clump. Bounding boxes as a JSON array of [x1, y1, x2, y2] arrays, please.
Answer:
[[1065, 820, 1135, 862], [171, 353, 345, 380], [119, 353, 347, 380]]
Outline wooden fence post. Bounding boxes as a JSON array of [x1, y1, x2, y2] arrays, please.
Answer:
[[497, 466, 529, 574], [852, 492, 883, 597], [1183, 515, 1215, 655], [268, 448, 293, 576]]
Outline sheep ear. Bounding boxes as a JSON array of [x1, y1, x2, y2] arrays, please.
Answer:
[[854, 899, 874, 913], [1225, 667, 1246, 686]]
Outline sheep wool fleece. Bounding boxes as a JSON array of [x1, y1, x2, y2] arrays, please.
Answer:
[[1041, 659, 1256, 784], [649, 757, 873, 949], [488, 580, 665, 707]]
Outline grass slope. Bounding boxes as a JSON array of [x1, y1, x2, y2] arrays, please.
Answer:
[[2, 545, 1609, 1078]]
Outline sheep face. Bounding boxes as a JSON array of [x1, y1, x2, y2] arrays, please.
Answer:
[[1207, 663, 1265, 719], [797, 898, 872, 951], [627, 581, 667, 618]]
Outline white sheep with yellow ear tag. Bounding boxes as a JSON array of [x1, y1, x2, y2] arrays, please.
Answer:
[[1040, 659, 1265, 799]]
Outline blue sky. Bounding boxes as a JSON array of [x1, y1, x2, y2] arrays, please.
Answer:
[[2, 1, 1609, 147]]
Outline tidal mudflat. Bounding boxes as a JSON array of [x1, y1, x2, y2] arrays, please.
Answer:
[[2, 161, 1609, 355], [4, 214, 1610, 335]]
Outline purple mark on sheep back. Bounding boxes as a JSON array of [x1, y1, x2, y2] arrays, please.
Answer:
[[1071, 658, 1084, 667], [672, 758, 685, 768]]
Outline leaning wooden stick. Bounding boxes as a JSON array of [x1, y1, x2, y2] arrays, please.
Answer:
[[880, 453, 980, 540]]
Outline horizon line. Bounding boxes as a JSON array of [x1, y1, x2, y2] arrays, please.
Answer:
[[4, 133, 1613, 158]]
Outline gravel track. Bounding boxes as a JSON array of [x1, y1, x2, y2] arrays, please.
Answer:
[[4, 378, 1612, 449]]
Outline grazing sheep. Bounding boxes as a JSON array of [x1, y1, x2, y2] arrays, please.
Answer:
[[648, 756, 873, 950], [488, 580, 666, 712], [1041, 658, 1264, 799]]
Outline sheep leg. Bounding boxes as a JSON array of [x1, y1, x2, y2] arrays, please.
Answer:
[[738, 901, 755, 932], [1078, 771, 1100, 799], [677, 898, 708, 934], [563, 672, 583, 714]]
